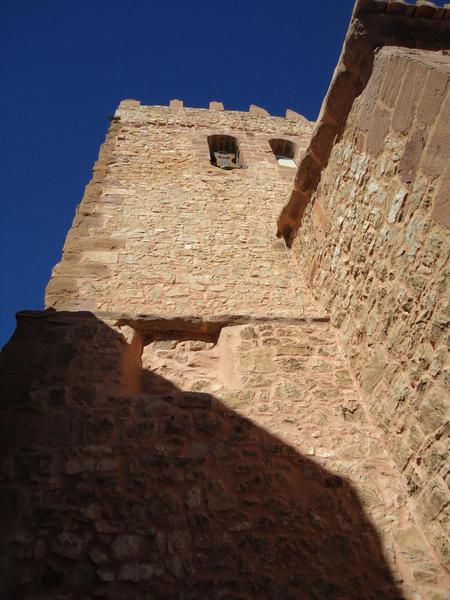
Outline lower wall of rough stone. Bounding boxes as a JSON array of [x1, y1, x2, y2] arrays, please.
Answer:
[[4, 311, 449, 598], [293, 46, 450, 568]]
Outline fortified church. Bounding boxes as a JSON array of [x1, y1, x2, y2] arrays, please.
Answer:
[[1, 1, 449, 598]]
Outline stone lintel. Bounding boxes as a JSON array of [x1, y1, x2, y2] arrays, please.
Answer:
[[15, 310, 331, 337]]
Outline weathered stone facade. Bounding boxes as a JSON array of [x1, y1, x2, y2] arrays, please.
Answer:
[[1, 1, 450, 598], [277, 0, 450, 246], [2, 310, 449, 598], [291, 43, 450, 576], [46, 103, 313, 318]]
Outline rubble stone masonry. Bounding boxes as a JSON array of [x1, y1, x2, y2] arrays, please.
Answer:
[[293, 46, 450, 572], [3, 94, 449, 597], [1, 1, 450, 597], [2, 309, 449, 598], [45, 103, 314, 318]]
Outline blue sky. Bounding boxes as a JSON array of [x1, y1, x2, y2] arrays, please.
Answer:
[[1, 0, 437, 346]]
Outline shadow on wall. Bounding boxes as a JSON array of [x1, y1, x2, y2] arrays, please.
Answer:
[[0, 311, 404, 600]]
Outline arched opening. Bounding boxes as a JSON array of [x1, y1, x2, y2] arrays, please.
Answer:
[[269, 138, 298, 168], [207, 135, 243, 169]]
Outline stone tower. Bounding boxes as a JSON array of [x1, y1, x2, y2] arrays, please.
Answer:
[[1, 1, 450, 598], [45, 101, 313, 318]]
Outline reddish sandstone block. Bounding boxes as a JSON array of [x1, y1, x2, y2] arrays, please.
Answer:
[[354, 0, 388, 17], [169, 99, 183, 108], [294, 151, 321, 193], [392, 61, 428, 134], [415, 0, 440, 18], [309, 123, 338, 159], [355, 74, 382, 133], [379, 52, 407, 109], [324, 68, 360, 125], [417, 68, 449, 126], [398, 128, 428, 185], [421, 93, 450, 178], [367, 104, 391, 156], [276, 188, 309, 245], [431, 165, 450, 228], [46, 277, 79, 295], [386, 1, 415, 16], [342, 32, 373, 72]]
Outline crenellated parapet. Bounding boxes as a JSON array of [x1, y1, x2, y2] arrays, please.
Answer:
[[356, 0, 450, 18], [117, 98, 307, 120]]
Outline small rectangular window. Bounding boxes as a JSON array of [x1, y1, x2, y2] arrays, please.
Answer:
[[208, 135, 243, 169]]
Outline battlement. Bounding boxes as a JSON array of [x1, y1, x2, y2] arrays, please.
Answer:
[[355, 0, 450, 18], [115, 98, 308, 122]]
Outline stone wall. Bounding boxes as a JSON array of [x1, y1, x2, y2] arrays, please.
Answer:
[[277, 0, 450, 246], [3, 2, 450, 596], [46, 102, 314, 318], [293, 46, 450, 569], [2, 310, 450, 598]]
